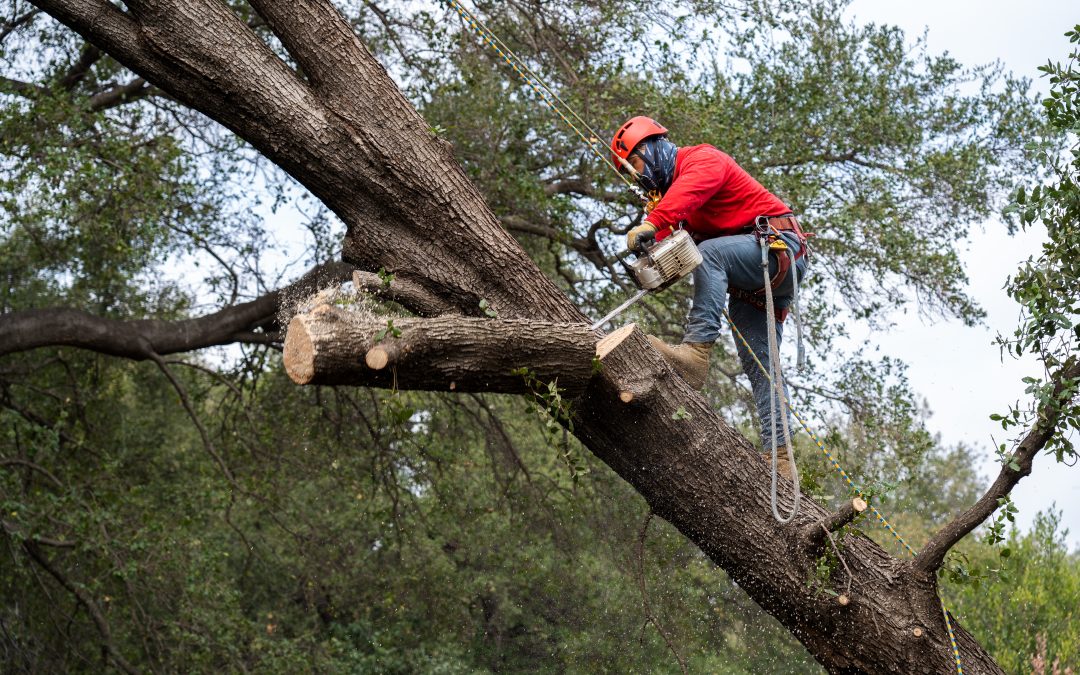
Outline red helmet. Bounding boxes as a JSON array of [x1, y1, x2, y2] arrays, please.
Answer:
[[610, 116, 668, 166]]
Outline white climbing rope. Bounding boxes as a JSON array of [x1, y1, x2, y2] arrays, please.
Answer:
[[762, 237, 800, 523]]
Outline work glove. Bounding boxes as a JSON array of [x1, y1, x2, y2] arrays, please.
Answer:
[[626, 223, 658, 252]]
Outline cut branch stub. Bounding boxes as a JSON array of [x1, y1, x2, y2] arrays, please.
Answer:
[[284, 306, 596, 395], [805, 497, 868, 548]]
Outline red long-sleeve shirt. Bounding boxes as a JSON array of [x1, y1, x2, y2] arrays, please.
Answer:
[[645, 145, 790, 238]]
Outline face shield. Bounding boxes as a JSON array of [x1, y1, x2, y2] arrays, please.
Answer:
[[631, 136, 678, 195]]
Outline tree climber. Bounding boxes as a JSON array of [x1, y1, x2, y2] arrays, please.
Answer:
[[612, 116, 809, 463]]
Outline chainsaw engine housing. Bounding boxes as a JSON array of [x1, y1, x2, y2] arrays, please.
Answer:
[[629, 229, 703, 290]]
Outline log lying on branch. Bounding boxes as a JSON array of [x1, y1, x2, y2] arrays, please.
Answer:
[[283, 305, 596, 395]]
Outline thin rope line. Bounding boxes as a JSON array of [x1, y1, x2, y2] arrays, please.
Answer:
[[445, 0, 637, 190], [724, 309, 962, 672], [444, 1, 962, 668], [761, 238, 799, 523]]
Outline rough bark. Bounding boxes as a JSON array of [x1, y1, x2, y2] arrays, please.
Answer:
[[350, 270, 457, 317], [28, 0, 1004, 671], [283, 305, 596, 395]]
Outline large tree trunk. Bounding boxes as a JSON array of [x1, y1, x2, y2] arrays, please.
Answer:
[[31, 0, 999, 671]]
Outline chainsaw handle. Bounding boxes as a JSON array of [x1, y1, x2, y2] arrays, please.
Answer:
[[614, 234, 657, 263]]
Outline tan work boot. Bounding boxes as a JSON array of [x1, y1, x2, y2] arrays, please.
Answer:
[[646, 336, 711, 390], [762, 450, 793, 481]]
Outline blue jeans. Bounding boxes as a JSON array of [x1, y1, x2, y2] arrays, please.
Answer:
[[683, 232, 808, 447]]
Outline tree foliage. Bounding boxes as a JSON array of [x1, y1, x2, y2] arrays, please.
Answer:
[[1, 1, 1077, 672], [998, 24, 1080, 465]]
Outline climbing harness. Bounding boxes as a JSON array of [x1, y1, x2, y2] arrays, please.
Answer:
[[756, 217, 808, 366], [726, 312, 964, 674], [446, 4, 963, 669]]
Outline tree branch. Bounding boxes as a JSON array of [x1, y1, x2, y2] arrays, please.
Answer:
[[0, 457, 65, 490], [351, 270, 456, 317], [804, 497, 867, 554], [0, 8, 41, 43], [543, 177, 623, 202], [148, 351, 235, 483], [759, 150, 894, 173], [87, 76, 150, 111], [21, 540, 140, 675], [501, 215, 609, 273], [0, 74, 49, 98], [27, 0, 144, 71], [915, 360, 1080, 573], [58, 42, 102, 89], [283, 304, 596, 394], [0, 261, 353, 359], [634, 513, 688, 675], [2, 519, 76, 548]]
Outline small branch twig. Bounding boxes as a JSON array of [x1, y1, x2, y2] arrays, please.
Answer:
[[804, 497, 866, 553], [149, 352, 235, 484], [820, 524, 853, 599], [0, 9, 41, 44], [2, 519, 76, 548], [351, 270, 455, 317], [0, 458, 65, 490], [634, 513, 688, 675], [22, 541, 140, 675], [149, 354, 261, 576]]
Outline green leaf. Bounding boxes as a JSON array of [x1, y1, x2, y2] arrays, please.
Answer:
[[671, 406, 692, 421]]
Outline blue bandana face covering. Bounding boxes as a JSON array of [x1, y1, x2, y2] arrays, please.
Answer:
[[633, 136, 678, 194]]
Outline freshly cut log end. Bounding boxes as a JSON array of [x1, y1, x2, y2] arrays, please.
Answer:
[[283, 315, 315, 384], [852, 497, 868, 512], [596, 323, 636, 360], [365, 346, 389, 370]]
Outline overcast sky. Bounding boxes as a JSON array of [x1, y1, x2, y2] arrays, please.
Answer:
[[843, 0, 1079, 548]]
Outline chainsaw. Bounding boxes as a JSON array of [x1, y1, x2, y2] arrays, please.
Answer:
[[591, 228, 703, 330]]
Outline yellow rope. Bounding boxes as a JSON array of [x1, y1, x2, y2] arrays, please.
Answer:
[[445, 0, 640, 193]]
